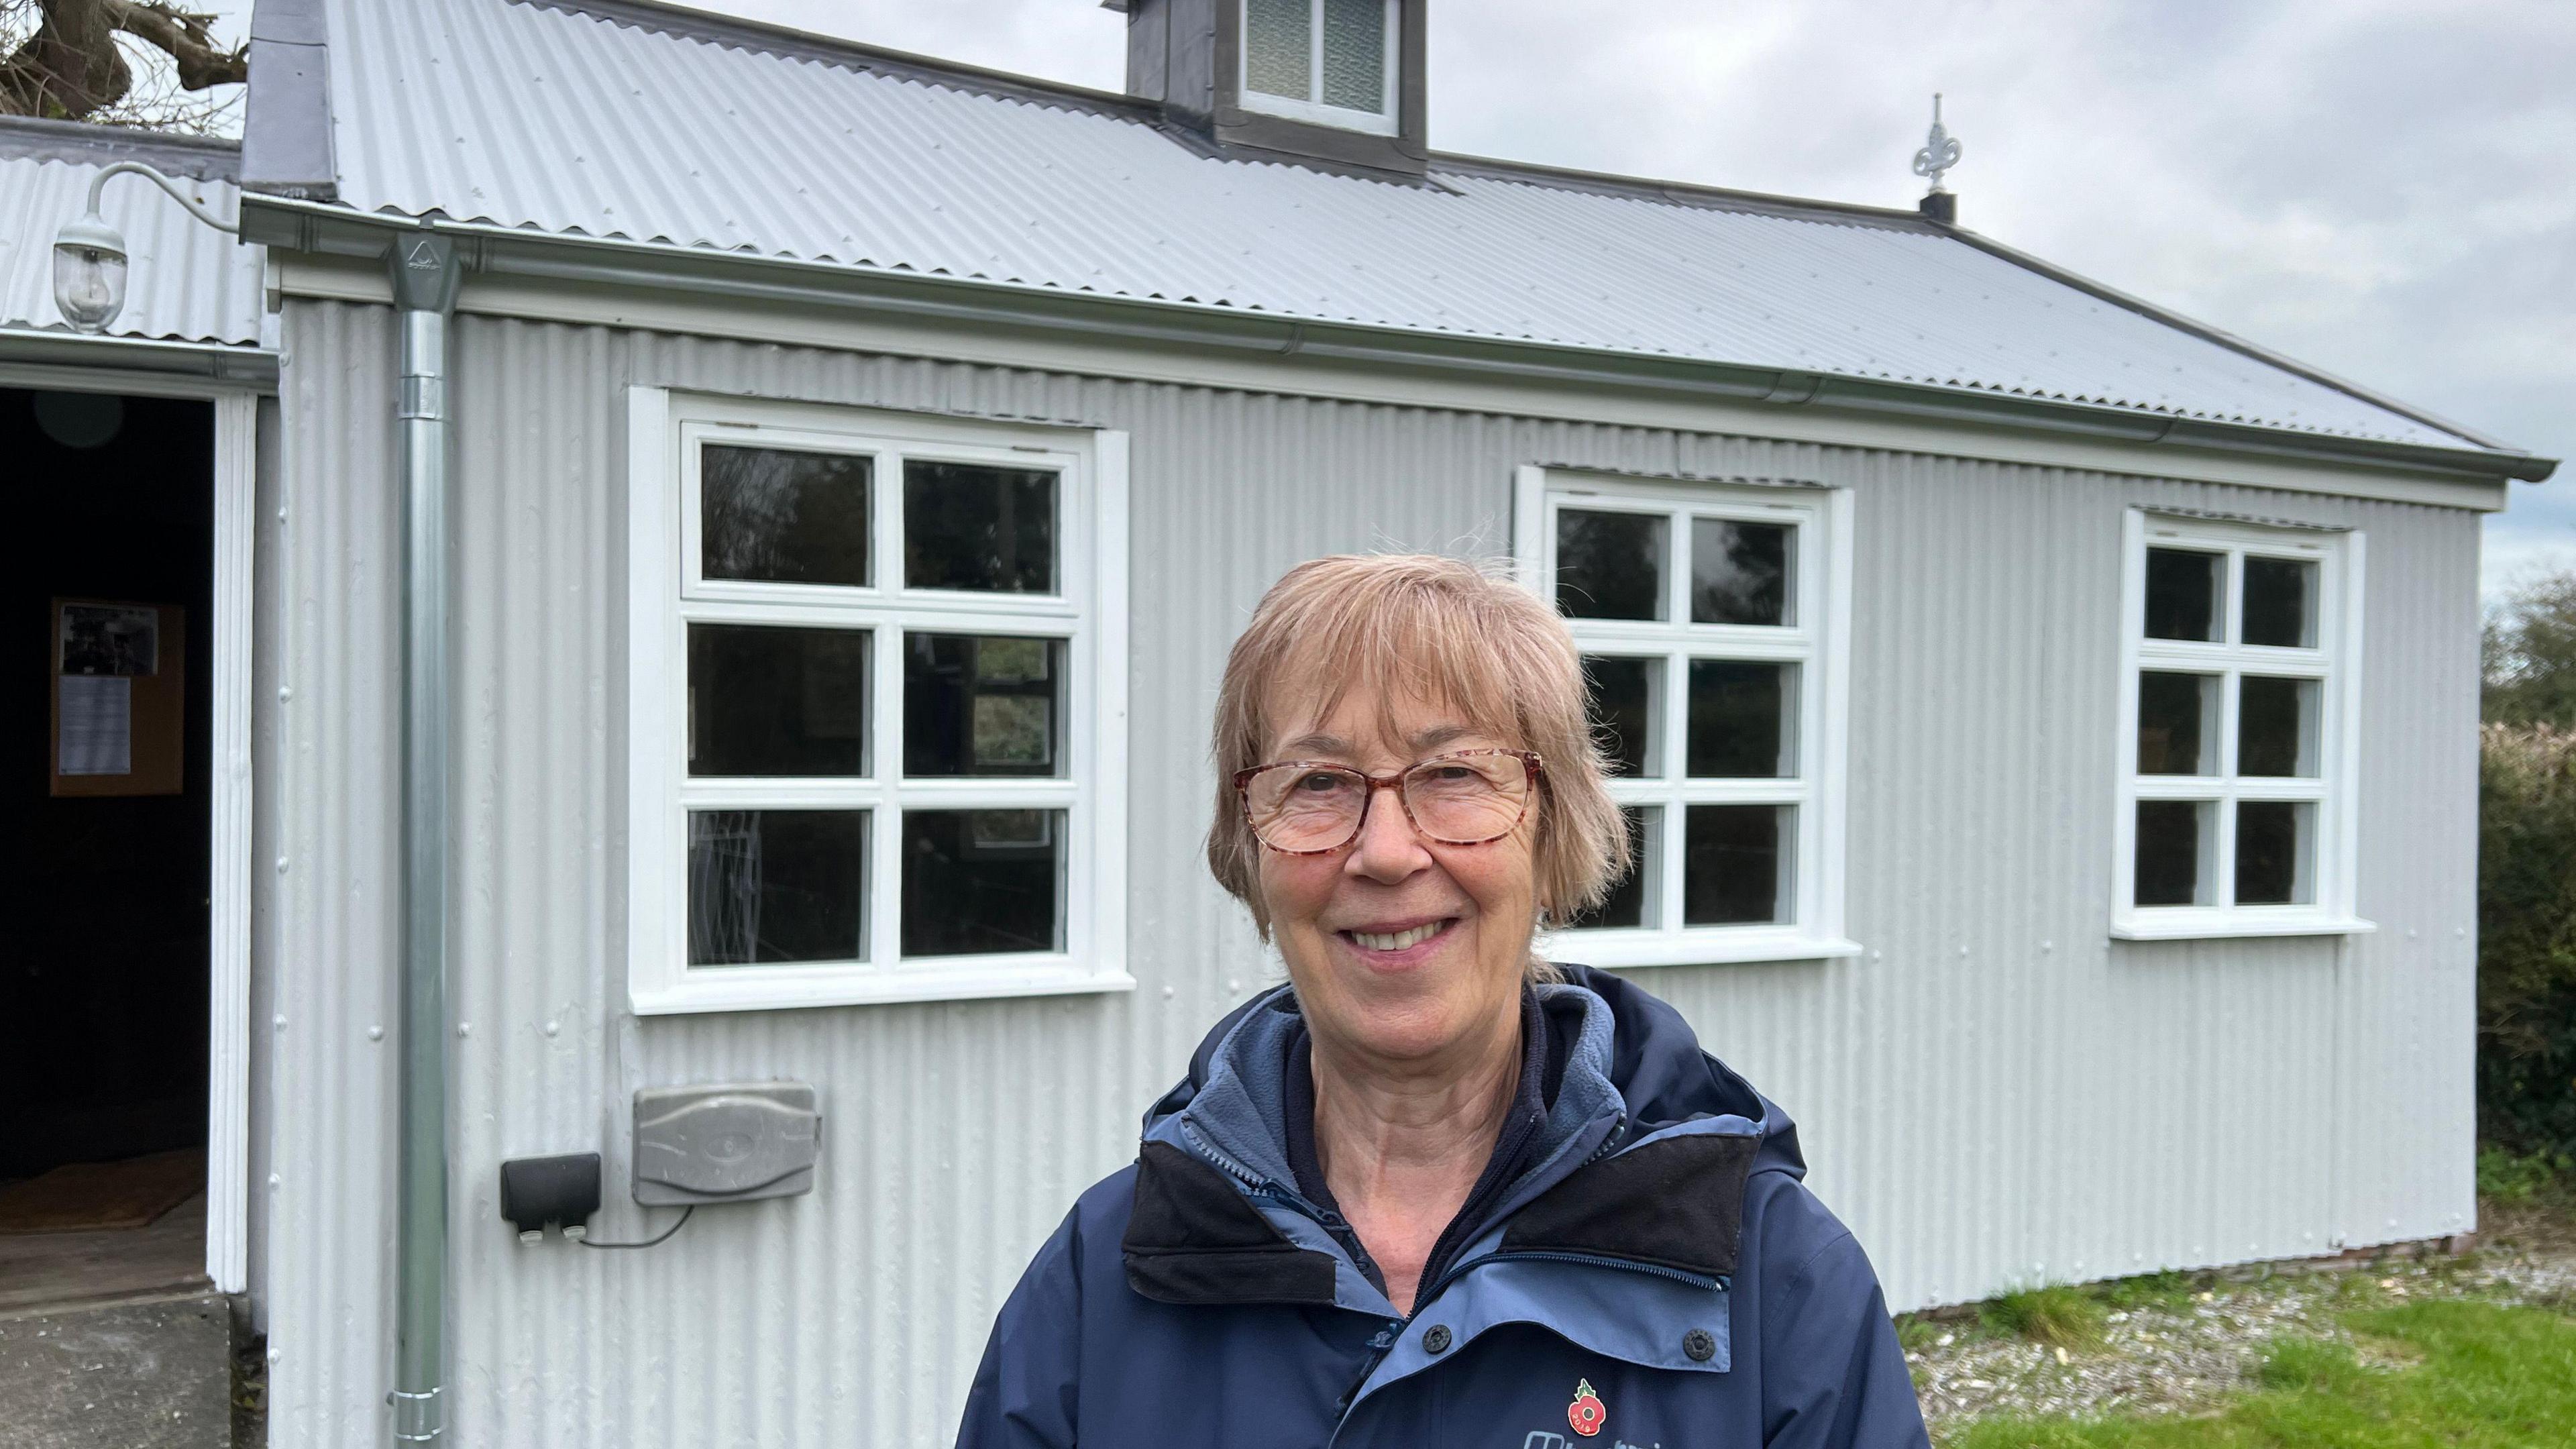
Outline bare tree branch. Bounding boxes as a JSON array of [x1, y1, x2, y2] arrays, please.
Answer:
[[0, 0, 244, 128]]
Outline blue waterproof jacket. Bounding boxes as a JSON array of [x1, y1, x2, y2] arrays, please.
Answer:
[[957, 965, 1929, 1448]]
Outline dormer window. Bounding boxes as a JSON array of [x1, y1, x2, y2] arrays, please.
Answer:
[[1241, 0, 1397, 135], [1117, 0, 1426, 175]]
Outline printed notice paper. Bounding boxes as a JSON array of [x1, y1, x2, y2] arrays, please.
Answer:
[[58, 674, 132, 775]]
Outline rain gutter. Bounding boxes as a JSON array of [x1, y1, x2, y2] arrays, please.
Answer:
[[237, 197, 2557, 487]]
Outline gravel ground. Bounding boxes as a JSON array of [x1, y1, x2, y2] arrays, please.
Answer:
[[1906, 1200, 2576, 1439]]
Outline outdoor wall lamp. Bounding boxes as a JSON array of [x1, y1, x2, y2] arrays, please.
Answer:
[[52, 162, 239, 334]]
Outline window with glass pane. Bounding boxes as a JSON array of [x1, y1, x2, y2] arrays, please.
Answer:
[[2143, 548, 2220, 642], [2133, 800, 2210, 907], [643, 396, 1116, 1012], [1556, 509, 1666, 620], [2242, 557, 2317, 648], [700, 445, 871, 586], [904, 633, 1063, 777], [1541, 478, 1841, 961], [1244, 0, 1391, 115], [1581, 655, 1656, 775], [1685, 806, 1789, 925], [1691, 519, 1792, 625], [2119, 517, 2351, 932], [688, 624, 869, 776], [2136, 672, 2217, 775], [1568, 806, 1655, 929], [688, 809, 869, 965], [2237, 676, 2318, 777], [1688, 661, 1794, 777], [1318, 0, 1387, 110], [902, 810, 1065, 956], [905, 460, 1057, 594]]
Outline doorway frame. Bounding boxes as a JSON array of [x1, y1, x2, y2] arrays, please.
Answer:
[[0, 356, 262, 1293]]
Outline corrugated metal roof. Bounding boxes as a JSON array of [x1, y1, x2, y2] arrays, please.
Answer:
[[309, 0, 2481, 451], [0, 121, 268, 350]]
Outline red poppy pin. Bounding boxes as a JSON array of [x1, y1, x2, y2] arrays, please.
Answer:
[[1568, 1378, 1606, 1438]]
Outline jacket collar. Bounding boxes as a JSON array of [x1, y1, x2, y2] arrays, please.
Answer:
[[1124, 970, 1787, 1308]]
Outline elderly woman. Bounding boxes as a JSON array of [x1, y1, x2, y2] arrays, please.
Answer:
[[958, 555, 1927, 1448]]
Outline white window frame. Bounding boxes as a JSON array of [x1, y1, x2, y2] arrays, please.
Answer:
[[2111, 510, 2371, 941], [626, 388, 1132, 1013], [1514, 467, 1858, 967], [1236, 0, 1401, 135]]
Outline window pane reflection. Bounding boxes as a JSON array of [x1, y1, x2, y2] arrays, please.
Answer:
[[2137, 672, 2217, 775], [1568, 806, 1654, 930], [1556, 510, 1666, 620], [904, 460, 1058, 594], [2134, 800, 2212, 907], [2243, 557, 2317, 648], [1581, 655, 1656, 776], [2237, 676, 2318, 777], [902, 810, 1065, 956], [1688, 661, 1793, 777], [688, 810, 868, 965], [1684, 804, 1788, 925], [1690, 519, 1792, 625], [688, 625, 869, 777], [2235, 801, 2312, 905], [904, 634, 1063, 777], [700, 445, 871, 586], [2144, 548, 2220, 642]]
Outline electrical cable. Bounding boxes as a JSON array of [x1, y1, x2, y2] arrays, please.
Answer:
[[575, 1204, 694, 1250]]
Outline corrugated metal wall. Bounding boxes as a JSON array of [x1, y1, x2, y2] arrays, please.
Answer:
[[260, 300, 2481, 1448]]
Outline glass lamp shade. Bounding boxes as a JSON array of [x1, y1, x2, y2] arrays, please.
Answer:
[[52, 211, 128, 333]]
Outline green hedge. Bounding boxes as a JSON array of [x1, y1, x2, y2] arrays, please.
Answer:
[[2478, 725, 2576, 1164]]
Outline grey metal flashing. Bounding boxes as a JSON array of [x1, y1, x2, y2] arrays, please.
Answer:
[[0, 117, 239, 179], [511, 0, 1159, 121], [239, 0, 337, 199], [1942, 224, 2536, 465], [0, 327, 277, 380], [242, 194, 2554, 486], [1428, 153, 1943, 233]]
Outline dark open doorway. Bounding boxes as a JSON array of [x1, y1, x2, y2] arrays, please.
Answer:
[[0, 386, 214, 1307]]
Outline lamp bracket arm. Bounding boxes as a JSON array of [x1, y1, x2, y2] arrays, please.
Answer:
[[84, 161, 240, 236]]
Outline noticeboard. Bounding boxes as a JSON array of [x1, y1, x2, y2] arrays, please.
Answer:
[[50, 597, 186, 798]]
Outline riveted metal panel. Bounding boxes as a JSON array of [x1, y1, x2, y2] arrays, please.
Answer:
[[303, 0, 2485, 451], [258, 299, 2481, 1445]]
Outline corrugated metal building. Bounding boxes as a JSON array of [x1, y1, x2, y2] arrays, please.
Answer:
[[1, 0, 2556, 1443]]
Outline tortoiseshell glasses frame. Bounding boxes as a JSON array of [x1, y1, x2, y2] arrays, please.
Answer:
[[1232, 748, 1544, 855]]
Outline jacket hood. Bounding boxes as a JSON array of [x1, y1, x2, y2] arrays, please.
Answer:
[[1142, 962, 1808, 1190]]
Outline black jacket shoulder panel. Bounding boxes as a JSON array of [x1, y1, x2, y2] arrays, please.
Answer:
[[1501, 1130, 1760, 1278], [1120, 1140, 1341, 1306]]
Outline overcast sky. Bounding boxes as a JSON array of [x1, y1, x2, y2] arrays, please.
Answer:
[[186, 0, 2572, 597]]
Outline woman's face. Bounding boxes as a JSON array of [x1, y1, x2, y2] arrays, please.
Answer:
[[1256, 682, 1539, 1070]]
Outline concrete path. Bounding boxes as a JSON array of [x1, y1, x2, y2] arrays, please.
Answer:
[[0, 1293, 233, 1449]]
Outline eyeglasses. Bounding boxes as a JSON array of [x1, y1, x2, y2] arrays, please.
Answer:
[[1234, 749, 1543, 855]]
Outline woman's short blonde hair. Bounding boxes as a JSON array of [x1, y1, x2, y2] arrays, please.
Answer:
[[1205, 553, 1630, 941]]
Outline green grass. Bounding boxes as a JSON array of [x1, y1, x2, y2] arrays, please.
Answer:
[[2477, 1146, 2572, 1205], [1981, 1284, 2108, 1350], [1949, 1301, 2576, 1448], [2097, 1271, 2201, 1315]]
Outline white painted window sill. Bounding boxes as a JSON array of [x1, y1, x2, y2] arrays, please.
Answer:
[[1543, 930, 1866, 969], [631, 959, 1136, 1016], [2110, 912, 2377, 943]]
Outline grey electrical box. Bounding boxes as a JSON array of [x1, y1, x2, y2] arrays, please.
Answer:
[[632, 1081, 821, 1206]]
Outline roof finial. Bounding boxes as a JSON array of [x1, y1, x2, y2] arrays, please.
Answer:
[[1911, 93, 1962, 223]]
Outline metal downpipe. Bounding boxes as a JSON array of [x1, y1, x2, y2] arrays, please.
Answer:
[[389, 231, 464, 1446]]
